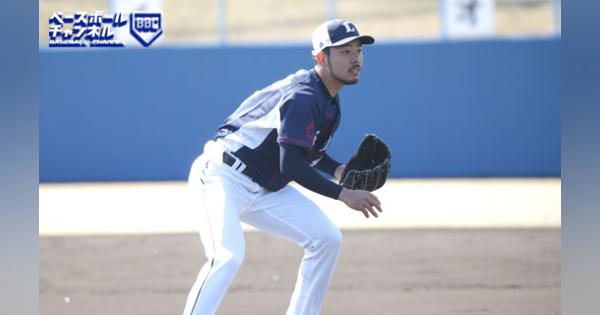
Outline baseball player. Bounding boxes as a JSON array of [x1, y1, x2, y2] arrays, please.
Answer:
[[182, 19, 381, 315]]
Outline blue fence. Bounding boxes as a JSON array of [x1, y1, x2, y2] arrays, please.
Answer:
[[40, 38, 560, 182]]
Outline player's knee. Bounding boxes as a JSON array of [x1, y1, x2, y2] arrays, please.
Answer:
[[317, 228, 343, 252], [329, 228, 343, 250], [215, 247, 245, 273], [226, 253, 245, 272]]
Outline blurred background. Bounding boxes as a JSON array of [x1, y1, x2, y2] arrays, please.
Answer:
[[40, 0, 561, 45], [39, 0, 560, 231]]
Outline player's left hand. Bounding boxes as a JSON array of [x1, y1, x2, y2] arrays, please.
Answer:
[[339, 134, 391, 192]]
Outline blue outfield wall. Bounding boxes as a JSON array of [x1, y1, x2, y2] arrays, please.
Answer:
[[40, 38, 560, 182]]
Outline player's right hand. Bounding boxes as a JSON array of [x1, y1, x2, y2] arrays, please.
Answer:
[[338, 188, 382, 218]]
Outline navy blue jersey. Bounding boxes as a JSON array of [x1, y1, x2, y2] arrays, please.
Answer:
[[214, 69, 341, 191]]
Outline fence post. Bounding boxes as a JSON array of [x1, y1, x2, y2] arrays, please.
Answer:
[[552, 0, 561, 35], [438, 0, 448, 40], [217, 0, 228, 45], [326, 0, 336, 21]]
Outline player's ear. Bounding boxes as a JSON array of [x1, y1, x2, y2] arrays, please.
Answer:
[[316, 51, 327, 67], [316, 52, 323, 64]]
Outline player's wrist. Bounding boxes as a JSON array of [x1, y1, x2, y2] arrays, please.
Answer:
[[337, 187, 349, 201]]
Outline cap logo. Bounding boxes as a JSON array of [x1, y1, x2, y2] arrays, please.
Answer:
[[312, 20, 373, 56], [342, 22, 356, 33]]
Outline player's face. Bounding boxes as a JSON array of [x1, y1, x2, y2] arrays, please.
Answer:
[[326, 40, 363, 85]]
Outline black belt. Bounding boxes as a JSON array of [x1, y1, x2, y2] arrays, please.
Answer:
[[222, 152, 253, 178]]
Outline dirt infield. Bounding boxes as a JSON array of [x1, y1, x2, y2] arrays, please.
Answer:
[[40, 228, 559, 315]]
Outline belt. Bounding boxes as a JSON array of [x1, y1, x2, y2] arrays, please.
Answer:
[[222, 152, 253, 178]]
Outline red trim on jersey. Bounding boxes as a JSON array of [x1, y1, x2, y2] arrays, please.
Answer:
[[304, 123, 316, 143], [278, 135, 311, 148]]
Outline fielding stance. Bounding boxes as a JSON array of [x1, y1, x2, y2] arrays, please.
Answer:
[[183, 19, 382, 315]]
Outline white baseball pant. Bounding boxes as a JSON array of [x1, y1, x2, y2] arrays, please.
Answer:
[[182, 140, 342, 315]]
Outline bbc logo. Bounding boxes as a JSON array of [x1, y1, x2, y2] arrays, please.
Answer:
[[134, 16, 160, 32]]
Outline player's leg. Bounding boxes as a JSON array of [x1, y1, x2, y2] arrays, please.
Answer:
[[240, 185, 342, 315], [182, 157, 251, 315]]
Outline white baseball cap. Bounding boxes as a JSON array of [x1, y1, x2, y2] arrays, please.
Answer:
[[311, 19, 375, 56]]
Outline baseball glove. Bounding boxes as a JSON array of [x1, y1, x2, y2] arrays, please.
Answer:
[[339, 134, 392, 191]]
